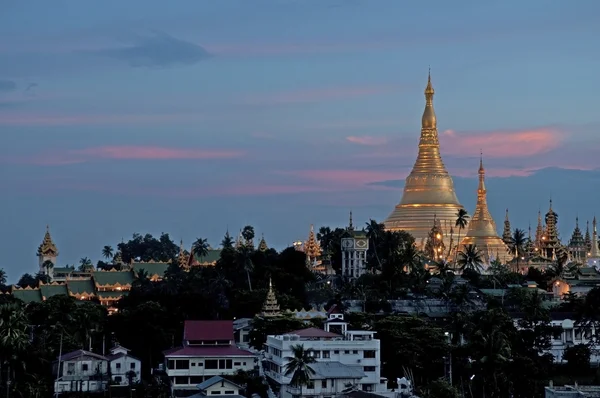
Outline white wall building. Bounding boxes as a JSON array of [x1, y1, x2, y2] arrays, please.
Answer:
[[546, 318, 600, 363], [53, 350, 109, 394], [263, 306, 386, 397], [107, 345, 142, 385], [164, 320, 256, 396]]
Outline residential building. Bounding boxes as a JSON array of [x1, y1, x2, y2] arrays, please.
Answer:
[[164, 320, 256, 396], [263, 306, 387, 397], [545, 382, 600, 397], [190, 376, 245, 398], [53, 350, 109, 394], [107, 345, 142, 386]]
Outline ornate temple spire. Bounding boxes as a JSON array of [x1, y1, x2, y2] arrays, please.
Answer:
[[535, 210, 544, 250], [348, 211, 354, 231], [37, 225, 58, 256], [305, 224, 322, 264], [235, 230, 244, 249], [592, 216, 599, 258], [384, 71, 465, 248], [260, 278, 281, 318], [178, 240, 190, 268], [569, 217, 586, 262], [502, 209, 512, 245], [585, 220, 592, 252], [461, 155, 510, 264], [542, 198, 560, 258], [258, 234, 268, 252]]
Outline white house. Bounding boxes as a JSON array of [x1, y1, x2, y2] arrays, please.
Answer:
[[53, 350, 109, 394], [190, 375, 245, 397], [107, 345, 142, 385], [164, 320, 256, 396], [263, 306, 387, 397]]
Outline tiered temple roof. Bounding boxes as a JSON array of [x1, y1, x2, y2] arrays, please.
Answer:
[[260, 279, 281, 318], [502, 209, 512, 246], [542, 199, 560, 259], [178, 240, 190, 269], [37, 225, 58, 256], [305, 224, 322, 261], [384, 72, 465, 248], [585, 221, 592, 253], [258, 235, 268, 252], [569, 217, 586, 262], [535, 211, 544, 252], [424, 215, 445, 261]]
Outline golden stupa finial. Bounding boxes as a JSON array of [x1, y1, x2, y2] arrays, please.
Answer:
[[37, 224, 58, 256], [422, 69, 436, 129]]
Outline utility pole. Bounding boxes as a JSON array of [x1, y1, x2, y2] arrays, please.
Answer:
[[445, 331, 453, 386], [54, 333, 63, 398]]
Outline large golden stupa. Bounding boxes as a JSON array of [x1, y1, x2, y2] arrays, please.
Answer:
[[460, 156, 511, 264], [384, 72, 465, 247]]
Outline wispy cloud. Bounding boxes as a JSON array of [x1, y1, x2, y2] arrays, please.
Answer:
[[2, 146, 244, 166], [83, 31, 210, 68], [440, 128, 562, 158], [240, 85, 396, 105], [346, 136, 388, 146]]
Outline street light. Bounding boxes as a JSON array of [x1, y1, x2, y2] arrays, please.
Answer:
[[444, 332, 453, 386]]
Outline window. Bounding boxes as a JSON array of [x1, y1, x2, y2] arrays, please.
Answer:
[[115, 376, 122, 382], [130, 362, 136, 369], [82, 364, 89, 371], [175, 376, 188, 385], [575, 329, 582, 340], [234, 362, 241, 366], [205, 360, 218, 369], [210, 391, 221, 395], [321, 380, 327, 389], [585, 328, 592, 340], [312, 351, 321, 359], [363, 350, 376, 358], [116, 363, 121, 369], [364, 366, 376, 372], [353, 350, 358, 354], [224, 391, 235, 394], [334, 350, 339, 354], [190, 376, 204, 384], [552, 329, 562, 340], [67, 363, 75, 374], [243, 362, 247, 366], [566, 330, 573, 343], [344, 351, 350, 354], [191, 362, 196, 366], [307, 382, 314, 389], [175, 360, 189, 370], [322, 350, 330, 358], [168, 360, 175, 369], [218, 359, 233, 369]]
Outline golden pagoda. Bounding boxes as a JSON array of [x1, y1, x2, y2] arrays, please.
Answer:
[[258, 235, 268, 252], [260, 278, 281, 318], [305, 224, 322, 265], [384, 71, 465, 247], [178, 240, 190, 269], [460, 156, 511, 264]]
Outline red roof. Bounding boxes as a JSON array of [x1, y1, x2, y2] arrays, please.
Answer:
[[289, 327, 341, 338], [327, 304, 343, 315], [164, 345, 254, 358], [184, 320, 234, 341]]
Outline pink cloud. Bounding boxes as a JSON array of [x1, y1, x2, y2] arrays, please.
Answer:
[[241, 85, 397, 105], [440, 128, 562, 158], [277, 169, 403, 188], [2, 146, 244, 165], [346, 136, 388, 146]]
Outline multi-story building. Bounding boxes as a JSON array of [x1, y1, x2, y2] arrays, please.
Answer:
[[164, 320, 256, 397], [107, 345, 142, 386], [263, 306, 387, 397], [341, 213, 369, 279], [53, 350, 110, 394]]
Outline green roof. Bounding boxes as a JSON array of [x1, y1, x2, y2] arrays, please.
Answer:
[[131, 261, 169, 277], [96, 290, 128, 299], [191, 249, 221, 265], [12, 288, 42, 303], [54, 267, 74, 274], [92, 271, 134, 286], [40, 283, 68, 298], [67, 279, 96, 294]]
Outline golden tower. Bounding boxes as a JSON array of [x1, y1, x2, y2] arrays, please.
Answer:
[[384, 71, 465, 246], [460, 155, 510, 264], [260, 278, 281, 318]]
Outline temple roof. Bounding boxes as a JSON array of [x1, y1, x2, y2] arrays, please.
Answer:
[[258, 235, 268, 252], [67, 279, 96, 294], [92, 270, 134, 286], [37, 225, 58, 256], [188, 249, 221, 267], [569, 217, 586, 247], [131, 261, 170, 278]]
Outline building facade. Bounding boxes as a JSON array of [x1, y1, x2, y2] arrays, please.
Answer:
[[107, 345, 142, 385], [164, 320, 255, 396], [53, 350, 109, 394]]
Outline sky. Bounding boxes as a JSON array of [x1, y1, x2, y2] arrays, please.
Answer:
[[1, 0, 600, 281]]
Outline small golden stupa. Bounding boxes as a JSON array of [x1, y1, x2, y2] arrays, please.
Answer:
[[384, 71, 465, 247], [460, 155, 510, 264]]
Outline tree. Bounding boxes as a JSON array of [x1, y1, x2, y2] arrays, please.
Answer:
[[42, 260, 54, 275], [453, 209, 470, 263], [221, 231, 234, 249], [16, 273, 36, 288], [508, 228, 527, 272], [284, 344, 316, 389], [79, 257, 94, 272], [192, 238, 210, 258], [457, 245, 483, 273], [241, 226, 255, 248], [0, 268, 7, 287], [563, 344, 590, 374], [102, 245, 114, 260]]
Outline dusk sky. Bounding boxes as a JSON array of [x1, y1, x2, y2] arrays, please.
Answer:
[[1, 0, 600, 281]]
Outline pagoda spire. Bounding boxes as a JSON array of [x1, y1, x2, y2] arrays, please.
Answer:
[[592, 216, 599, 258], [235, 230, 244, 249], [542, 198, 560, 258], [384, 70, 465, 249], [258, 234, 268, 252], [37, 225, 58, 256], [461, 155, 510, 264], [585, 220, 592, 252], [305, 224, 322, 266], [260, 278, 281, 318], [569, 217, 586, 262], [348, 211, 354, 231], [178, 240, 190, 268], [502, 209, 512, 246], [535, 210, 544, 250]]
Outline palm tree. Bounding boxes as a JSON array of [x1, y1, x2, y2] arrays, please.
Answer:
[[78, 257, 93, 272], [0, 303, 30, 392], [102, 245, 114, 260], [454, 209, 470, 264], [236, 246, 254, 291], [42, 260, 54, 275], [508, 228, 527, 272], [192, 238, 210, 258], [0, 268, 6, 286], [457, 244, 484, 273], [284, 344, 316, 392], [365, 220, 385, 270]]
